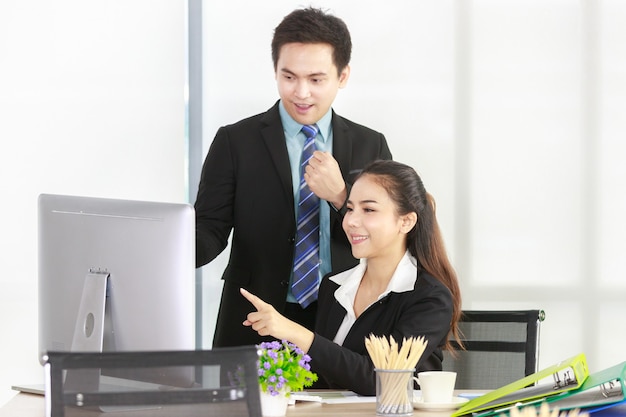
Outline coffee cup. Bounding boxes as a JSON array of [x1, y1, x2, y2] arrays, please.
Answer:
[[414, 371, 456, 404]]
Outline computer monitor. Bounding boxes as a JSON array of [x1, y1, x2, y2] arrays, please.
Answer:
[[37, 193, 196, 388]]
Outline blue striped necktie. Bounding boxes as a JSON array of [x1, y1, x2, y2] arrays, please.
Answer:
[[292, 124, 320, 308]]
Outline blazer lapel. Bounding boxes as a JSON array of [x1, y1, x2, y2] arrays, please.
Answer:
[[331, 111, 353, 180], [324, 297, 348, 337], [260, 102, 294, 202]]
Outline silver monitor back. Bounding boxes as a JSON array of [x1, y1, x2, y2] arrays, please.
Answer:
[[38, 194, 195, 387]]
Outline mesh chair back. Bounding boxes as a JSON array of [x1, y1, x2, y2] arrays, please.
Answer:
[[44, 346, 261, 417], [443, 310, 545, 390]]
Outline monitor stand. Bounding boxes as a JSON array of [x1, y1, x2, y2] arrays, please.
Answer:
[[71, 270, 109, 353], [65, 270, 159, 413], [13, 271, 110, 398]]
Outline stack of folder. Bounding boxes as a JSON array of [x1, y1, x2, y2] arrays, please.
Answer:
[[452, 353, 626, 416]]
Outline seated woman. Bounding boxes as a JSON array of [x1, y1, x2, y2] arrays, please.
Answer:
[[241, 160, 462, 395]]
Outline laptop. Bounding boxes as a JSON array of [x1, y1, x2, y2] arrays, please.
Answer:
[[11, 384, 45, 396]]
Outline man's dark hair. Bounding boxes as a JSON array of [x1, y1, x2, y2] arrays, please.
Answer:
[[271, 7, 352, 75]]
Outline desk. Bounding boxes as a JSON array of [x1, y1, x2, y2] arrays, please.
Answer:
[[4, 392, 626, 417], [0, 392, 460, 417]]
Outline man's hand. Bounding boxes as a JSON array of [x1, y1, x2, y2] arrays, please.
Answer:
[[304, 151, 347, 209]]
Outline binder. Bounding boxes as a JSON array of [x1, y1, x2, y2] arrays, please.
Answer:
[[538, 361, 626, 414], [452, 353, 589, 417], [473, 361, 626, 417]]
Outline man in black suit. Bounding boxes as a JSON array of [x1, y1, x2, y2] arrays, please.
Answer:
[[194, 7, 392, 348]]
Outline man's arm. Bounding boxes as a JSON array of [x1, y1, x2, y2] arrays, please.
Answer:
[[194, 128, 236, 268]]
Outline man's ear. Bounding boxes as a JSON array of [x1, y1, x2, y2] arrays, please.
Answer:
[[338, 65, 350, 88]]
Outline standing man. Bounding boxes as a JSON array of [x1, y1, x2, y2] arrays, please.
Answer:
[[195, 7, 392, 348]]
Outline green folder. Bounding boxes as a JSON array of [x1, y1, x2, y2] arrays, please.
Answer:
[[473, 360, 626, 416], [536, 361, 626, 413], [453, 353, 589, 417]]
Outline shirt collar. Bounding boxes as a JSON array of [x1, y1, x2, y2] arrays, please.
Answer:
[[330, 251, 418, 314], [278, 100, 332, 143], [386, 252, 419, 293]]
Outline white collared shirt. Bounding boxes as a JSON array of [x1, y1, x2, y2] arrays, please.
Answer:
[[330, 251, 418, 345]]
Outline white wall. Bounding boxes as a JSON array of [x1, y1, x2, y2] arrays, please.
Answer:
[[199, 0, 626, 378], [0, 0, 186, 407]]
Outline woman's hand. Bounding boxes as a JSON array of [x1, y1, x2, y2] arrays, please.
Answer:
[[240, 288, 315, 352]]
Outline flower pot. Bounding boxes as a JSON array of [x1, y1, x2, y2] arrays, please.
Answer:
[[260, 390, 289, 417]]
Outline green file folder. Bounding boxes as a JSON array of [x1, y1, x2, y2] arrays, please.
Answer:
[[474, 360, 626, 416], [453, 353, 589, 417], [535, 361, 625, 414]]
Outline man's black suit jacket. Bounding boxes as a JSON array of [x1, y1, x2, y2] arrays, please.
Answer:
[[195, 101, 392, 348]]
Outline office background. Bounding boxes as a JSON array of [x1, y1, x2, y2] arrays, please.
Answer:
[[1, 0, 624, 408]]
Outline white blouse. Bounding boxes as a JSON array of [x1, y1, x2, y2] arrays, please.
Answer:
[[330, 251, 418, 345]]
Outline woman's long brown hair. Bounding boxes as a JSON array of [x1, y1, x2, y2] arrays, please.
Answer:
[[357, 160, 463, 352]]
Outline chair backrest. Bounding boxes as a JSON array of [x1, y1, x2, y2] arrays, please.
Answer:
[[442, 309, 545, 390], [44, 346, 262, 417]]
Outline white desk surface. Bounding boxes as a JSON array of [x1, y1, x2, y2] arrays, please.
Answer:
[[1, 391, 478, 417]]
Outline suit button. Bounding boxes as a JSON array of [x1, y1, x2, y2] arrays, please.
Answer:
[[280, 280, 289, 287], [288, 236, 295, 243]]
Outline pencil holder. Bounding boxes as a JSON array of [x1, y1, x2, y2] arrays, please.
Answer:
[[375, 368, 414, 416]]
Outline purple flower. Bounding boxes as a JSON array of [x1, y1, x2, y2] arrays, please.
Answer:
[[256, 339, 318, 395]]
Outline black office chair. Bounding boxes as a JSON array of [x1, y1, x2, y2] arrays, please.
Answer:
[[45, 346, 262, 417], [442, 309, 545, 390]]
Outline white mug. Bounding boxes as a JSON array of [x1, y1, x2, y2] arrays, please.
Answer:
[[414, 371, 457, 403]]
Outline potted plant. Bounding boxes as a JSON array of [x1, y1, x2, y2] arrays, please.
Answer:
[[257, 340, 318, 416]]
